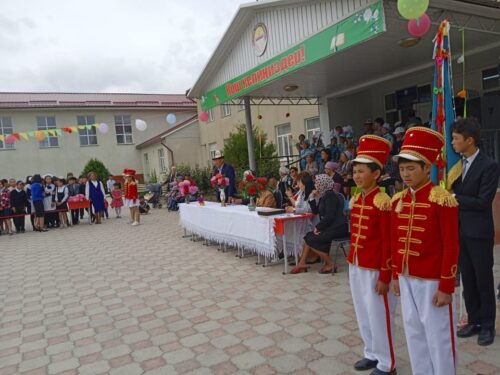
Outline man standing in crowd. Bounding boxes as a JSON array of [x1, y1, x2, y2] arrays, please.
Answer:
[[373, 117, 384, 137], [392, 127, 459, 375], [212, 150, 236, 202], [451, 118, 499, 346]]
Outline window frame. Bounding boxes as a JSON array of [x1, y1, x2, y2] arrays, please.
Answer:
[[0, 117, 14, 150], [114, 115, 134, 145], [207, 108, 215, 122], [304, 117, 321, 141], [37, 116, 59, 149], [220, 103, 231, 118], [208, 142, 217, 159], [482, 66, 500, 91], [77, 115, 98, 146], [158, 148, 166, 172], [275, 123, 293, 157]]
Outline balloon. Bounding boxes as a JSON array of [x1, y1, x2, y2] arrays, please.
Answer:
[[199, 112, 209, 122], [166, 113, 177, 124], [397, 0, 429, 20], [98, 122, 109, 134], [35, 131, 45, 141], [5, 135, 16, 144], [408, 13, 431, 37], [135, 119, 147, 131]]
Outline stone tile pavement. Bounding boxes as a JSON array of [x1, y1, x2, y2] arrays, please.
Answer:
[[0, 208, 499, 374]]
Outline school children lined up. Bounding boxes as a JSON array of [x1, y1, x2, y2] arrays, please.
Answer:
[[0, 168, 143, 235]]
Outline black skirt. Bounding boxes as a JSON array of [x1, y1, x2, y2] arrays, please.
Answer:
[[33, 201, 45, 218], [304, 223, 349, 254]]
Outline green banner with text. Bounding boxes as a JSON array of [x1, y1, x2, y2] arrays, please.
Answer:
[[200, 0, 385, 111]]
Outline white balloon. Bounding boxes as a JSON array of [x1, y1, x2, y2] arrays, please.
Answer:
[[99, 122, 109, 134], [135, 119, 147, 131], [166, 113, 177, 125]]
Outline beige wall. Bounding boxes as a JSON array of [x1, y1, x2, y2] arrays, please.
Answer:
[[139, 121, 202, 182], [0, 107, 196, 180], [199, 103, 319, 163]]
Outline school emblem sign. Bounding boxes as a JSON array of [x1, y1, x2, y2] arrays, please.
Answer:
[[252, 23, 268, 56]]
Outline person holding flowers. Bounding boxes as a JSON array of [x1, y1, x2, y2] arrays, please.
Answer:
[[211, 150, 236, 202]]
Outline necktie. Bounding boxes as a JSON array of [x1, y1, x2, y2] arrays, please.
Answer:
[[461, 158, 468, 181]]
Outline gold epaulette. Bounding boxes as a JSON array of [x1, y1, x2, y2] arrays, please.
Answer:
[[429, 186, 458, 207], [374, 191, 391, 211], [391, 189, 406, 213], [446, 160, 462, 191], [349, 193, 361, 210]]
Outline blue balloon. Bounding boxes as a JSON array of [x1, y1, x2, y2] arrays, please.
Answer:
[[166, 113, 177, 124]]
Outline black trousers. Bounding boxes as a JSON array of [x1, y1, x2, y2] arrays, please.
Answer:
[[70, 209, 79, 224], [459, 234, 496, 329], [13, 207, 25, 231]]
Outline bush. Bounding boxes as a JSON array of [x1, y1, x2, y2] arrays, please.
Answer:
[[223, 123, 280, 177], [81, 158, 111, 182], [176, 165, 212, 194]]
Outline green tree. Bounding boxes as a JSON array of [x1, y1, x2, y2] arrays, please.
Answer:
[[223, 123, 279, 177], [81, 158, 111, 182]]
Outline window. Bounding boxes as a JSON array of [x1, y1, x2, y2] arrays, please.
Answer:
[[208, 142, 217, 159], [238, 99, 245, 111], [0, 117, 14, 150], [221, 103, 231, 117], [144, 153, 150, 179], [208, 108, 214, 122], [482, 67, 499, 90], [385, 93, 396, 111], [114, 115, 133, 144], [275, 123, 293, 157], [418, 85, 432, 103], [158, 148, 166, 172], [305, 117, 320, 141], [37, 116, 59, 148], [77, 115, 98, 146]]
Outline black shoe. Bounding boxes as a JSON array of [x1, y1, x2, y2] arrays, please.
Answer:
[[354, 358, 378, 371], [457, 324, 481, 338], [370, 368, 397, 375], [478, 328, 495, 346]]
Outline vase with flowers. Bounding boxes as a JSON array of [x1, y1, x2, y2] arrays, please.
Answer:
[[239, 174, 266, 211], [211, 173, 230, 207], [179, 179, 199, 204]]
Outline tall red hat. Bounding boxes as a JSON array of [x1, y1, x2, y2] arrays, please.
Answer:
[[397, 127, 444, 165], [353, 135, 391, 168], [123, 168, 136, 177]]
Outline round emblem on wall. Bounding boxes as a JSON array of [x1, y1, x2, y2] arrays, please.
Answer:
[[252, 23, 268, 57]]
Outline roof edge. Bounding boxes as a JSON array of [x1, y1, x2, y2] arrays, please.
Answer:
[[136, 115, 198, 149]]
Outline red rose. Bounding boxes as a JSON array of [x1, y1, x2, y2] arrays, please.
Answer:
[[245, 174, 254, 182], [257, 177, 267, 185], [248, 186, 257, 195]]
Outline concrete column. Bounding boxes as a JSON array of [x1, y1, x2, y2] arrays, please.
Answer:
[[244, 96, 257, 173], [318, 96, 331, 138]]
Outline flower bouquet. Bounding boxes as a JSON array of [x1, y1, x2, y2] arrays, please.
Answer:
[[211, 173, 230, 206], [179, 180, 198, 204], [239, 175, 267, 211]]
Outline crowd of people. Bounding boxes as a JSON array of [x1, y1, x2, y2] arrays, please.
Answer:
[[0, 168, 148, 235]]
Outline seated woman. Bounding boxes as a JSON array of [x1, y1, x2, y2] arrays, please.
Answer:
[[285, 173, 314, 214], [291, 174, 348, 274]]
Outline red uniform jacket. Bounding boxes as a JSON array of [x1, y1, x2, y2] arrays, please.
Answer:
[[124, 182, 138, 200], [391, 181, 459, 294], [348, 187, 392, 283]]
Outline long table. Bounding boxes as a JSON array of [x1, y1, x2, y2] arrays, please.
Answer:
[[179, 201, 314, 271]]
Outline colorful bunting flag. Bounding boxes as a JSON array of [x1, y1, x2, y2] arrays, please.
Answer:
[[20, 132, 29, 140]]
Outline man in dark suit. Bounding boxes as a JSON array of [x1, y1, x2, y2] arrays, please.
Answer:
[[212, 150, 236, 202], [451, 118, 499, 346]]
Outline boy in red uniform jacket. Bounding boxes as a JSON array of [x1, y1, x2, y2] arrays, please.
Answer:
[[391, 127, 459, 375], [348, 136, 396, 375]]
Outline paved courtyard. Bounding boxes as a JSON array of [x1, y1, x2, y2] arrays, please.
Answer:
[[0, 208, 499, 375]]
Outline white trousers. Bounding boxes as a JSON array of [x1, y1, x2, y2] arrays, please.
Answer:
[[399, 275, 457, 375], [349, 265, 397, 372]]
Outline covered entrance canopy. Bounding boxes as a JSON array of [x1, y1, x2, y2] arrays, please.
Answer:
[[189, 0, 500, 167]]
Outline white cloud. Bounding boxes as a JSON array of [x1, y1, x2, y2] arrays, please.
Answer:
[[0, 0, 243, 93]]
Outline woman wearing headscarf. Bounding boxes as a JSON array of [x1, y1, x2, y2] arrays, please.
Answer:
[[291, 174, 348, 274]]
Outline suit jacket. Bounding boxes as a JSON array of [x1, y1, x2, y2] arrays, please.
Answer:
[[213, 163, 237, 201], [309, 191, 347, 234], [452, 151, 499, 239]]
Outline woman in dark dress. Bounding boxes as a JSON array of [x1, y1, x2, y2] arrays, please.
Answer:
[[291, 174, 348, 274], [85, 172, 106, 224]]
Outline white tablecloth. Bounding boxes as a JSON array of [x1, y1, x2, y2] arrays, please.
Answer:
[[179, 202, 310, 257]]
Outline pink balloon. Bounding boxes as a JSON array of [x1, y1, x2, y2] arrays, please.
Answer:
[[5, 135, 16, 144], [199, 112, 209, 122], [408, 13, 431, 37]]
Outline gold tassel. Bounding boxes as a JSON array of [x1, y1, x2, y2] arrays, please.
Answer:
[[349, 193, 360, 210], [429, 186, 458, 207], [391, 189, 406, 213], [373, 192, 391, 211], [446, 160, 462, 191]]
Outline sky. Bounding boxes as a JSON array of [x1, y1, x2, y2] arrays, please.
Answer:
[[0, 0, 245, 94]]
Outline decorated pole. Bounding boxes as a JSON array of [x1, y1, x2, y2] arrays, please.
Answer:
[[430, 20, 460, 189]]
